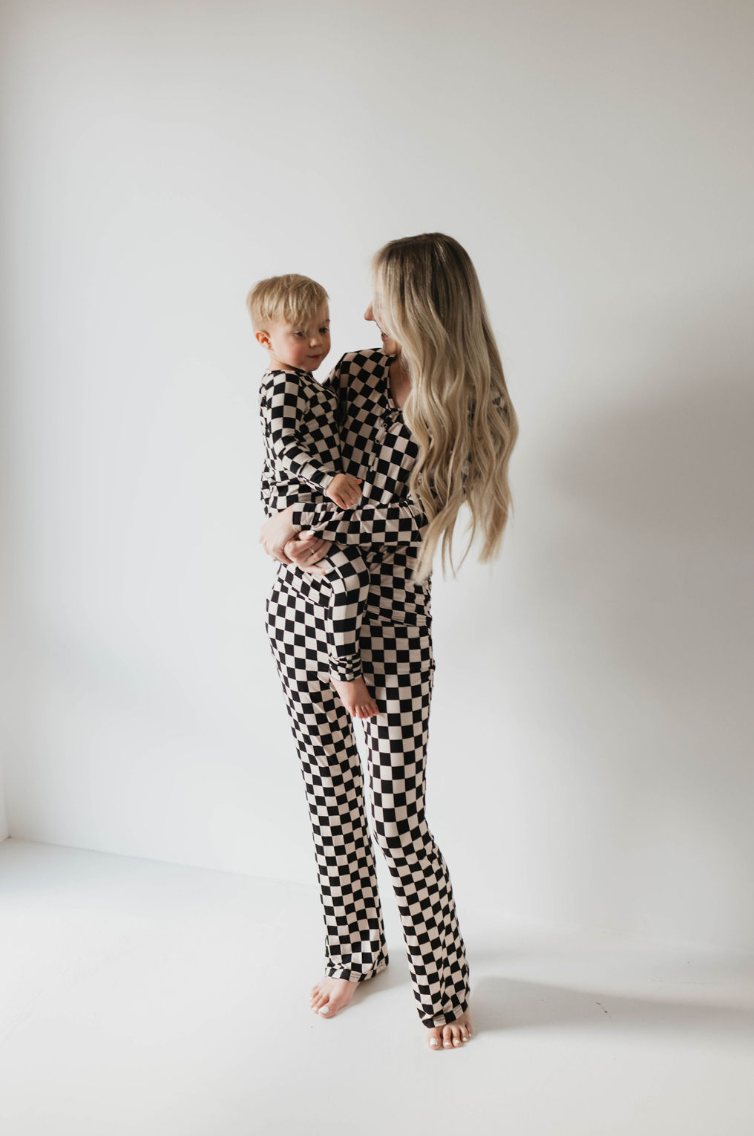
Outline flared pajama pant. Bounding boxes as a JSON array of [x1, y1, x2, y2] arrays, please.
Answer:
[[265, 577, 471, 1028]]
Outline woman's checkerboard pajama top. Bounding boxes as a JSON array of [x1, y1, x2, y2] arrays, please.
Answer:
[[263, 349, 470, 1028]]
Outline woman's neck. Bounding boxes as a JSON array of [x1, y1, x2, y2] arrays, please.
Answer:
[[389, 355, 412, 409]]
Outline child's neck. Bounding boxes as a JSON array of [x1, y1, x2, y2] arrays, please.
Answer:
[[267, 356, 308, 374]]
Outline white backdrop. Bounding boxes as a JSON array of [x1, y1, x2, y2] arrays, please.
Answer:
[[1, 0, 752, 950]]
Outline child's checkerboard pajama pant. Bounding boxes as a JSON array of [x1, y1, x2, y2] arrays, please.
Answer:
[[261, 349, 471, 1028]]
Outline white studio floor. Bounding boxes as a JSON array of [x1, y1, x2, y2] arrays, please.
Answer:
[[1, 838, 753, 1136]]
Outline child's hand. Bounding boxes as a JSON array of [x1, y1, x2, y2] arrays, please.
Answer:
[[325, 473, 362, 509]]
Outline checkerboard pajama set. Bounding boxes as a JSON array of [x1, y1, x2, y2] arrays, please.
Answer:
[[260, 366, 377, 683], [263, 350, 471, 1028]]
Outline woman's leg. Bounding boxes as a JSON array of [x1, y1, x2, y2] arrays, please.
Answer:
[[360, 625, 471, 1029], [265, 580, 389, 982]]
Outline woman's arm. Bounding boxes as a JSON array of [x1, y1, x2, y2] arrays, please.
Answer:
[[259, 495, 427, 564], [290, 496, 427, 546]]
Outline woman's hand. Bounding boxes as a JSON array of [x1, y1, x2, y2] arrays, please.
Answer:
[[259, 505, 298, 562], [284, 533, 332, 576]]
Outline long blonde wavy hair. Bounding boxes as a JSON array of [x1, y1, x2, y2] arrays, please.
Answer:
[[372, 232, 519, 583]]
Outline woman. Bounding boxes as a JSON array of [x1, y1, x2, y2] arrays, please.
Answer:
[[259, 232, 518, 1050]]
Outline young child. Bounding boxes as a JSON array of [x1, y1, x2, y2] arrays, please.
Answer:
[[247, 273, 379, 719]]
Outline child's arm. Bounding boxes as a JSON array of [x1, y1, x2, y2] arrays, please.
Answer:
[[260, 371, 339, 492], [325, 473, 363, 509]]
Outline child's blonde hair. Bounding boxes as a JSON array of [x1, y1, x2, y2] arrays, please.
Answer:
[[246, 274, 329, 332]]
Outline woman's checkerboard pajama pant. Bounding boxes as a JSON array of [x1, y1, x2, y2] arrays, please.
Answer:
[[265, 575, 471, 1028]]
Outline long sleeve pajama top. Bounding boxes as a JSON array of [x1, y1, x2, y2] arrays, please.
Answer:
[[261, 349, 432, 629], [259, 366, 342, 511]]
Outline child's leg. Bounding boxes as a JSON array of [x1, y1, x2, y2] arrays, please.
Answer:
[[323, 545, 378, 719]]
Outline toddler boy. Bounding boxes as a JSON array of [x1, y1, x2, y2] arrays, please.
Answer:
[[247, 273, 378, 718]]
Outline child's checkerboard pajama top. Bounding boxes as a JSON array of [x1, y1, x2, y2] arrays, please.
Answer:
[[263, 349, 471, 1028], [259, 365, 376, 682]]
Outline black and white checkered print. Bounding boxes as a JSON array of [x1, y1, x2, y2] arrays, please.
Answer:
[[262, 349, 470, 1027], [259, 365, 374, 681], [259, 354, 430, 678], [286, 351, 432, 628], [265, 582, 470, 1027], [259, 367, 342, 508]]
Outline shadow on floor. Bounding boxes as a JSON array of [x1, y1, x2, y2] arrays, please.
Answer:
[[470, 975, 754, 1039]]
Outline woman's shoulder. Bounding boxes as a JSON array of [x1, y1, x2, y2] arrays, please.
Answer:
[[337, 348, 390, 374], [331, 349, 391, 401]]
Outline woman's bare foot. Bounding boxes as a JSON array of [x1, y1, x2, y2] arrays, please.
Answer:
[[426, 1011, 473, 1050], [330, 676, 379, 718], [310, 977, 359, 1018]]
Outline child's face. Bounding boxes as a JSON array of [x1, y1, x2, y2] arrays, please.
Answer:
[[256, 304, 331, 373]]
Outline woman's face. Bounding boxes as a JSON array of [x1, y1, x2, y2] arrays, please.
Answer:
[[364, 295, 401, 358]]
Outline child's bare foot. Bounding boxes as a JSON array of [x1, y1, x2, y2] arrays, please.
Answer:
[[331, 676, 379, 718], [426, 1012, 473, 1050], [309, 977, 358, 1018]]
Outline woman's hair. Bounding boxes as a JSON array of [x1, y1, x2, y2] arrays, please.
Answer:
[[372, 232, 519, 583], [246, 273, 328, 332]]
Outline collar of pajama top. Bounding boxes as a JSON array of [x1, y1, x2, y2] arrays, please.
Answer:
[[264, 365, 337, 390]]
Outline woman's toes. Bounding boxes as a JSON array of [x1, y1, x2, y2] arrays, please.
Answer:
[[327, 992, 349, 1016], [318, 1001, 332, 1016], [427, 1021, 471, 1050]]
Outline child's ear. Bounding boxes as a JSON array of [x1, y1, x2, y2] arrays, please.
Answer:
[[255, 329, 272, 349]]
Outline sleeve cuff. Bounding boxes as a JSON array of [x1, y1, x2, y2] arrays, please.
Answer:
[[306, 468, 330, 488], [291, 505, 312, 532]]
